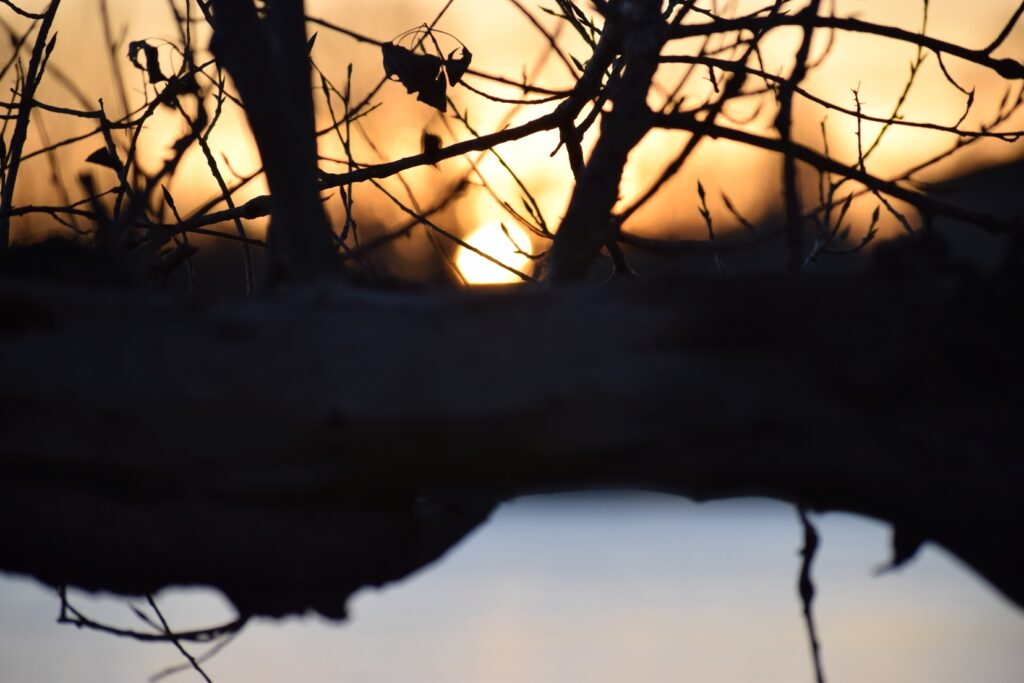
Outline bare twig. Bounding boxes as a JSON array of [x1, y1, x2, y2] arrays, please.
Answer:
[[0, 0, 59, 248], [144, 595, 214, 683], [797, 508, 827, 683]]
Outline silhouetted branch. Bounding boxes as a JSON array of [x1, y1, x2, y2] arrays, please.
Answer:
[[669, 13, 1024, 79], [208, 0, 335, 280], [984, 2, 1024, 54], [548, 0, 665, 280], [656, 54, 1023, 140], [0, 0, 44, 20], [651, 112, 1016, 234], [0, 0, 59, 248], [775, 0, 820, 270], [57, 586, 248, 643], [798, 509, 826, 683], [145, 595, 214, 683], [1, 269, 1021, 617]]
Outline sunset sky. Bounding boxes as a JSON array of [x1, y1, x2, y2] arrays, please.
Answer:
[[4, 0, 1023, 280], [1, 5, 1023, 681]]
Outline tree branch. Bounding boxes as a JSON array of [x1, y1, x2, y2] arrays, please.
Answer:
[[651, 112, 1017, 234], [548, 0, 666, 281], [669, 12, 1024, 79], [207, 0, 334, 279], [0, 0, 60, 249], [0, 269, 1020, 618]]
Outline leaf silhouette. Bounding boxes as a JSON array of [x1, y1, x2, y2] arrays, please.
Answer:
[[127, 41, 167, 84], [417, 71, 447, 112], [85, 147, 119, 170], [445, 47, 472, 86], [158, 73, 201, 106], [382, 42, 447, 111], [381, 28, 472, 113]]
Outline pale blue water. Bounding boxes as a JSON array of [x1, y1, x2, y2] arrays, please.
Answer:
[[1, 495, 1022, 682]]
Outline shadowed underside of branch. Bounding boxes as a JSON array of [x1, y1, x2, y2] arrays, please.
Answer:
[[0, 271, 1021, 618]]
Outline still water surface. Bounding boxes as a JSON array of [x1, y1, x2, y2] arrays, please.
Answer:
[[1, 495, 1022, 682]]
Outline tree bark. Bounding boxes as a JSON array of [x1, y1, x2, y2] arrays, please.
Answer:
[[0, 269, 1021, 618]]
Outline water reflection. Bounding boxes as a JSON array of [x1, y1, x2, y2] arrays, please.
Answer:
[[1, 495, 1021, 682]]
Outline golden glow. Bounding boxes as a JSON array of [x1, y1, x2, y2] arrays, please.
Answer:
[[7, 0, 1024, 254], [455, 221, 533, 284]]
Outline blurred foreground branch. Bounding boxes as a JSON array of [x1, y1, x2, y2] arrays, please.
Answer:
[[0, 268, 1021, 618]]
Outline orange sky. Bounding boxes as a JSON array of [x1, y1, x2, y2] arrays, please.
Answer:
[[4, 0, 1023, 277]]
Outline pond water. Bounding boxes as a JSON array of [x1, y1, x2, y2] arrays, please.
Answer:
[[1, 495, 1022, 682]]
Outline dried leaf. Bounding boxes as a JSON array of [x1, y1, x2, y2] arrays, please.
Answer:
[[127, 40, 167, 84], [158, 73, 201, 106], [417, 70, 447, 111], [86, 147, 119, 170], [381, 29, 471, 113], [445, 47, 472, 86], [383, 43, 442, 92]]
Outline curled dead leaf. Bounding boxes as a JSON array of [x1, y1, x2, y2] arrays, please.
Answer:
[[381, 26, 472, 113]]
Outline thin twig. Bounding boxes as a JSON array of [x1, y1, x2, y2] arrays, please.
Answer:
[[145, 595, 214, 683], [0, 0, 60, 248], [797, 508, 827, 683]]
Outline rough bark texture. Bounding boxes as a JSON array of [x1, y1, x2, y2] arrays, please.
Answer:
[[0, 267, 1021, 618]]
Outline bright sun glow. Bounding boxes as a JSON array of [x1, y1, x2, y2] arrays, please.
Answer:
[[455, 221, 533, 284]]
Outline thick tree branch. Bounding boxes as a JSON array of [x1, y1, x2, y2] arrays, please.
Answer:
[[548, 0, 666, 281], [0, 269, 1021, 618], [207, 0, 334, 279]]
